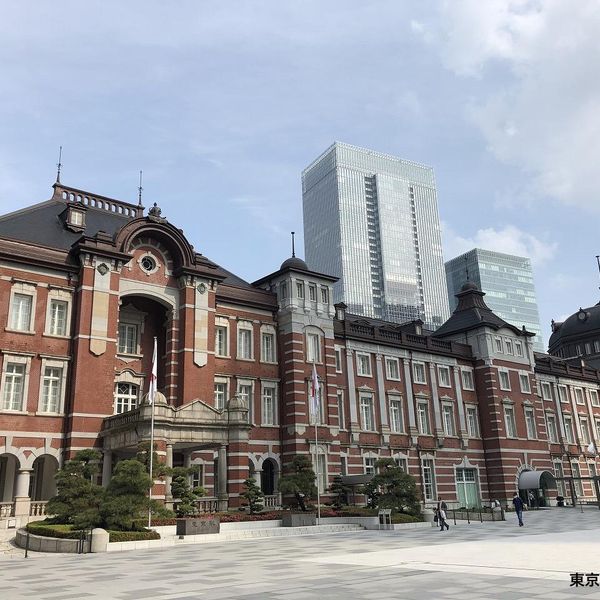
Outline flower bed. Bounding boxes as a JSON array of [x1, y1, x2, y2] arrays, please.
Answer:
[[149, 511, 284, 526]]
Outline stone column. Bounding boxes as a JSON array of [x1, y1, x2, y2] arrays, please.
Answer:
[[102, 450, 112, 487], [165, 444, 173, 504], [453, 367, 468, 446], [218, 445, 228, 511], [14, 469, 33, 517], [428, 364, 443, 439], [551, 382, 567, 442], [375, 354, 389, 433], [346, 349, 359, 439], [402, 359, 418, 440]]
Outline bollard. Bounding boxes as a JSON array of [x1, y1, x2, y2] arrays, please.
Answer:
[[453, 509, 456, 525], [466, 507, 470, 524], [479, 506, 483, 523], [25, 530, 30, 558]]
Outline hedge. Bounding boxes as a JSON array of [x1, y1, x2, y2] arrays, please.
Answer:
[[109, 530, 160, 542], [26, 521, 160, 542], [148, 511, 284, 526]]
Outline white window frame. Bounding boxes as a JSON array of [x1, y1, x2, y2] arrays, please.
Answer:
[[214, 377, 228, 411], [38, 358, 68, 414], [442, 403, 455, 436], [385, 357, 401, 381], [504, 405, 517, 438], [515, 341, 523, 357], [558, 385, 569, 404], [505, 339, 513, 355], [422, 457, 437, 501], [45, 288, 72, 337], [308, 284, 317, 302], [306, 332, 321, 364], [334, 346, 343, 373], [389, 395, 404, 433], [498, 369, 511, 391], [237, 379, 254, 423], [524, 406, 536, 439], [359, 393, 375, 431], [356, 353, 372, 377], [466, 405, 479, 438], [546, 413, 558, 443], [261, 382, 277, 426], [519, 373, 531, 394], [494, 337, 503, 353], [320, 287, 329, 304], [564, 415, 575, 444], [214, 317, 229, 357], [237, 321, 254, 360], [364, 456, 377, 475], [114, 382, 139, 414], [313, 448, 327, 494], [574, 387, 585, 405], [579, 417, 590, 445], [417, 401, 430, 435], [413, 362, 427, 384], [540, 381, 552, 401], [260, 325, 277, 364], [590, 389, 600, 407], [461, 368, 475, 391], [0, 354, 32, 412], [337, 389, 345, 430], [572, 461, 583, 496], [117, 305, 145, 356], [296, 280, 304, 299], [437, 365, 451, 388], [8, 282, 37, 333]]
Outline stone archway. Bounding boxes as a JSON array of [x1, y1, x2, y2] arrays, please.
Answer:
[[30, 455, 59, 501], [261, 458, 278, 496], [0, 453, 20, 504]]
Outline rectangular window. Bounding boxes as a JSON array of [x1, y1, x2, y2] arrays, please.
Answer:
[[580, 418, 590, 444], [564, 416, 574, 444], [360, 394, 375, 431], [572, 462, 583, 496], [422, 459, 436, 501], [9, 293, 33, 331], [515, 341, 523, 357], [308, 284, 317, 302], [385, 357, 400, 380], [574, 388, 585, 405], [48, 300, 68, 336], [238, 383, 253, 422], [314, 452, 327, 494], [461, 369, 475, 391], [2, 363, 26, 411], [262, 386, 276, 425], [590, 389, 600, 407], [238, 326, 253, 360], [114, 382, 138, 414], [505, 339, 513, 355], [296, 281, 304, 299], [335, 347, 343, 373], [215, 325, 228, 357], [306, 333, 321, 363], [466, 406, 479, 438], [394, 457, 408, 472], [555, 462, 566, 497], [519, 373, 531, 394], [364, 457, 376, 475], [261, 332, 276, 363], [558, 385, 569, 404], [417, 402, 430, 435], [214, 381, 227, 411], [504, 406, 517, 438], [494, 337, 503, 353], [320, 287, 328, 303], [437, 366, 451, 388], [596, 419, 600, 441], [540, 382, 552, 401], [337, 389, 345, 429], [499, 370, 511, 391], [442, 404, 455, 436], [340, 455, 347, 476], [525, 407, 536, 439], [389, 396, 403, 433], [356, 353, 371, 377], [279, 281, 288, 299], [546, 414, 558, 443], [41, 366, 63, 413], [118, 323, 138, 354], [413, 362, 426, 384]]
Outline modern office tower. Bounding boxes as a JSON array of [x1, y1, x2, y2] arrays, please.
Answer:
[[302, 142, 450, 329], [445, 248, 545, 351]]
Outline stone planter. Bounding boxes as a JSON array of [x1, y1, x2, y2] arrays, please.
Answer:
[[281, 512, 316, 527], [176, 517, 220, 536]]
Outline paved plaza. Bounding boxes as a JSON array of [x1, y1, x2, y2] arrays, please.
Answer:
[[2, 508, 600, 599]]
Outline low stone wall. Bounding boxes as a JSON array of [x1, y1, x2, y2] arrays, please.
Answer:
[[14, 528, 110, 553]]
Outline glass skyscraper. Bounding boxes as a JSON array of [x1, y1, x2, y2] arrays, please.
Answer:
[[445, 248, 544, 351], [302, 142, 450, 329]]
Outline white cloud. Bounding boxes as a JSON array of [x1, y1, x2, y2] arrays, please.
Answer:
[[442, 222, 557, 266]]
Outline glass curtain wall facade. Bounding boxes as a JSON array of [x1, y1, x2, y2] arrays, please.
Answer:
[[302, 142, 450, 329], [445, 248, 544, 351]]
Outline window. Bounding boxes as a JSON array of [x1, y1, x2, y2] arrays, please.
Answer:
[[360, 394, 375, 431], [118, 323, 138, 355], [564, 416, 575, 444], [422, 459, 436, 501], [237, 323, 253, 360], [308, 284, 317, 302], [417, 402, 430, 435], [306, 332, 321, 363], [466, 406, 479, 438], [461, 369, 475, 391], [554, 462, 566, 497], [337, 389, 345, 429], [334, 347, 343, 373], [296, 281, 304, 299], [385, 357, 400, 381], [456, 468, 479, 508], [279, 281, 288, 300], [260, 331, 276, 363], [238, 382, 253, 422], [9, 293, 33, 331], [504, 405, 517, 438], [437, 366, 451, 388], [314, 451, 327, 493], [574, 388, 585, 405], [524, 407, 536, 439], [515, 341, 523, 357], [494, 337, 503, 353], [519, 373, 531, 394], [498, 370, 511, 391], [540, 381, 552, 401], [215, 320, 229, 357], [190, 464, 204, 490], [413, 362, 426, 384], [214, 380, 228, 411], [389, 396, 403, 433], [47, 299, 68, 336], [558, 385, 569, 404], [546, 414, 558, 443], [596, 419, 600, 441], [262, 385, 276, 425], [364, 457, 377, 475], [356, 353, 371, 377], [442, 404, 455, 436], [505, 339, 513, 355], [572, 462, 583, 496], [114, 382, 138, 414], [595, 340, 600, 353], [590, 390, 600, 407], [580, 418, 590, 445], [1, 362, 26, 411], [69, 208, 84, 227], [40, 366, 63, 413], [320, 287, 328, 303], [394, 457, 408, 472], [340, 455, 347, 476]]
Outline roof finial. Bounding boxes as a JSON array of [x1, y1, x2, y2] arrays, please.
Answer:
[[138, 170, 143, 207], [291, 231, 296, 258], [465, 255, 469, 282], [56, 146, 63, 183], [596, 255, 600, 291]]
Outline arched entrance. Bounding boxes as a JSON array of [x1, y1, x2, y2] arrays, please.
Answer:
[[0, 453, 19, 504], [518, 470, 556, 507], [261, 458, 277, 495], [30, 455, 59, 501]]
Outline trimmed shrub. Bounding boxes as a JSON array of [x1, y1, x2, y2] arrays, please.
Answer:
[[108, 530, 160, 542], [26, 522, 81, 539]]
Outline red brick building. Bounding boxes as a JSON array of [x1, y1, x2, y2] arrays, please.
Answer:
[[0, 182, 598, 525]]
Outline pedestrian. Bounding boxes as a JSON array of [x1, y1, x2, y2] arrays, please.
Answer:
[[438, 506, 450, 531], [513, 493, 524, 526], [436, 496, 448, 513]]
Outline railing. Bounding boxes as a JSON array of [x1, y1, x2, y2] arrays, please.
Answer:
[[195, 497, 219, 513], [263, 494, 281, 509], [30, 501, 48, 517], [0, 502, 14, 518]]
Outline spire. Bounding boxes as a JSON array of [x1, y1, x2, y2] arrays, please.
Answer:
[[596, 255, 600, 291], [56, 146, 63, 183], [291, 231, 296, 258], [138, 170, 143, 207]]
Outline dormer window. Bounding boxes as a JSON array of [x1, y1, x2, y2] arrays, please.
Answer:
[[66, 205, 86, 231]]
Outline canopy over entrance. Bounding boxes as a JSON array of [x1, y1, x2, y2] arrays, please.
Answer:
[[518, 470, 556, 490]]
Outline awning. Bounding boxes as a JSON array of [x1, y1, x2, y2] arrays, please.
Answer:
[[518, 470, 556, 490]]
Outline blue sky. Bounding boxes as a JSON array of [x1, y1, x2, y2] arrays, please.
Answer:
[[1, 1, 599, 348]]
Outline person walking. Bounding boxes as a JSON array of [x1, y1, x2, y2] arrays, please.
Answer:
[[436, 497, 450, 531], [513, 493, 524, 526]]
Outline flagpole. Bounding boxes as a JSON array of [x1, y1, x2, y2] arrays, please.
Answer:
[[315, 417, 321, 525], [147, 336, 157, 529]]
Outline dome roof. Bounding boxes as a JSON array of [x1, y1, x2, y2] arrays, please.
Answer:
[[280, 256, 308, 271], [461, 281, 479, 292], [549, 302, 600, 348]]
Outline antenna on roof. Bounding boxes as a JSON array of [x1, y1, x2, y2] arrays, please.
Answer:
[[138, 170, 143, 207], [56, 146, 63, 183], [596, 255, 600, 290], [465, 255, 469, 282], [291, 231, 296, 257]]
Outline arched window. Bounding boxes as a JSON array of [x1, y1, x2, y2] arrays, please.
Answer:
[[114, 382, 139, 414]]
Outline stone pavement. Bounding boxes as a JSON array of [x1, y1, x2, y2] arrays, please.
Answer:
[[2, 508, 600, 599]]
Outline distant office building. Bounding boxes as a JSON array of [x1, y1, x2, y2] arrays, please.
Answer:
[[445, 248, 544, 351], [302, 142, 450, 329]]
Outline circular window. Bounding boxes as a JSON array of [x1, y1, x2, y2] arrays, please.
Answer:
[[140, 256, 156, 272]]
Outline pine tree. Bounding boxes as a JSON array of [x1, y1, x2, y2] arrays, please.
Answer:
[[329, 475, 351, 509], [241, 477, 264, 513], [278, 455, 317, 511], [170, 466, 206, 517]]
